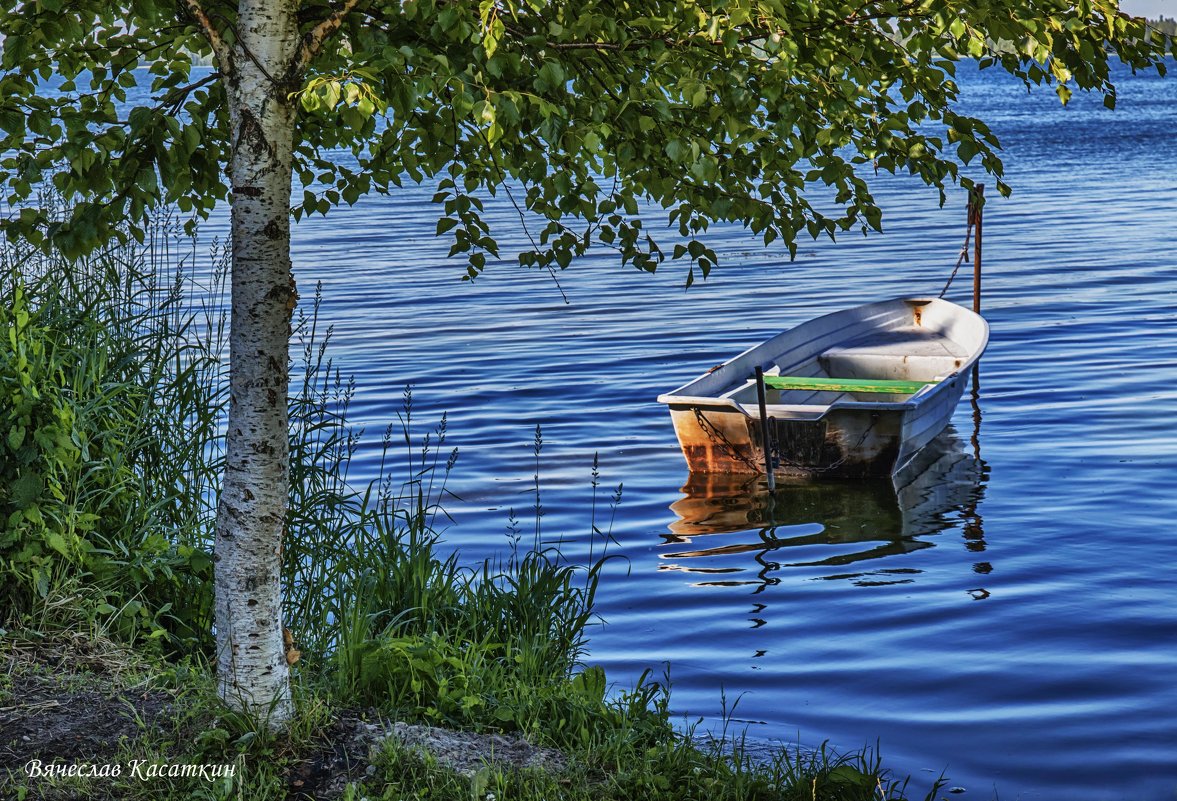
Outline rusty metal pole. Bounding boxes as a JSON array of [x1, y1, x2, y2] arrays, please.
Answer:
[[971, 184, 984, 313], [968, 184, 985, 460], [754, 367, 775, 491]]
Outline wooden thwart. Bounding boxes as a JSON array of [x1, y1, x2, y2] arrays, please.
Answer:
[[761, 375, 935, 395]]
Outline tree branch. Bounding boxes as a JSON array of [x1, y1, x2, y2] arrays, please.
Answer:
[[500, 22, 672, 53], [295, 0, 364, 73], [182, 0, 231, 68], [152, 73, 220, 114]]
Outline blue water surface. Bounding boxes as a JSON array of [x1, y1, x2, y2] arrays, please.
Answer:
[[222, 60, 1175, 800]]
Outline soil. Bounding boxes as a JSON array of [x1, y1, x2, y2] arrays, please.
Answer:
[[0, 646, 175, 769], [1, 642, 566, 800], [284, 711, 387, 800]]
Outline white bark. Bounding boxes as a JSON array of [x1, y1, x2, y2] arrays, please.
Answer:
[[214, 0, 300, 728]]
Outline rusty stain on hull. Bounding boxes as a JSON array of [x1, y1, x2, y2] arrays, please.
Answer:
[[904, 297, 930, 327], [670, 406, 902, 479], [672, 407, 760, 475]]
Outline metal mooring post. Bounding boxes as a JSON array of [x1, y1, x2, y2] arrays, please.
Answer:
[[968, 184, 985, 459], [970, 184, 985, 313], [754, 366, 776, 491]]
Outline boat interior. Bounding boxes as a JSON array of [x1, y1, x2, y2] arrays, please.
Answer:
[[720, 325, 971, 416]]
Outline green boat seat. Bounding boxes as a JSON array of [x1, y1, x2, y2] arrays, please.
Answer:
[[761, 375, 935, 395]]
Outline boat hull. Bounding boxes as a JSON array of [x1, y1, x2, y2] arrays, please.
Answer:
[[659, 298, 985, 479], [668, 404, 906, 479]]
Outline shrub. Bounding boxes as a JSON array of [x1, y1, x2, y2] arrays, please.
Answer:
[[0, 216, 223, 645]]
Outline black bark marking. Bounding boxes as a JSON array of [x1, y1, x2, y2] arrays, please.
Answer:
[[236, 107, 274, 159], [263, 219, 282, 239]]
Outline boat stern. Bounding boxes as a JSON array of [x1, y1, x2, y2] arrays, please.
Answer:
[[665, 403, 905, 479]]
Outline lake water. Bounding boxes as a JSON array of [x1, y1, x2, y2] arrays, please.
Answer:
[[238, 61, 1175, 799]]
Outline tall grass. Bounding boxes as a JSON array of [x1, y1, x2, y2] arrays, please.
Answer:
[[286, 384, 612, 719], [276, 288, 612, 711]]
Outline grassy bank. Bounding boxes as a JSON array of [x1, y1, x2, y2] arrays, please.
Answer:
[[0, 220, 944, 800]]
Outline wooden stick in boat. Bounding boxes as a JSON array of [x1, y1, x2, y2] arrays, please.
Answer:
[[754, 366, 775, 490]]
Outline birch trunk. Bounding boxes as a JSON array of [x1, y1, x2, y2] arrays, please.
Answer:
[[214, 0, 299, 728]]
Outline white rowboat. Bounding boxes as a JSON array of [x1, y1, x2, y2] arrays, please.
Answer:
[[657, 297, 988, 478]]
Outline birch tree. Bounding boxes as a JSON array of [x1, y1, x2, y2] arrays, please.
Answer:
[[1, 0, 1170, 728]]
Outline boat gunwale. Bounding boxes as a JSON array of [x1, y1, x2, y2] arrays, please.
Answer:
[[656, 297, 989, 421]]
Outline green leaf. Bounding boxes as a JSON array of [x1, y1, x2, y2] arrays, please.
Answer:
[[535, 61, 566, 94], [189, 549, 213, 575], [484, 17, 504, 58], [828, 765, 872, 786], [45, 531, 69, 558], [665, 140, 688, 162], [570, 665, 606, 702], [10, 472, 44, 509]]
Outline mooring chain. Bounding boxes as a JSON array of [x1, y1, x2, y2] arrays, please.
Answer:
[[939, 216, 974, 299], [770, 422, 826, 473], [691, 408, 762, 473], [771, 412, 879, 475], [693, 405, 880, 477]]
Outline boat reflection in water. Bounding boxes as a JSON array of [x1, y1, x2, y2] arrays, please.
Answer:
[[661, 426, 987, 590]]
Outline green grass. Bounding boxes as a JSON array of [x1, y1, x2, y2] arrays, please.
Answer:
[[3, 633, 942, 801], [0, 212, 947, 801]]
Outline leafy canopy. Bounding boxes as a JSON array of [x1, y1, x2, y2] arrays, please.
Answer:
[[1, 0, 1172, 283]]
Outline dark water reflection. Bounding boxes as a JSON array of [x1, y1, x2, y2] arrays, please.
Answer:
[[664, 427, 986, 590]]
